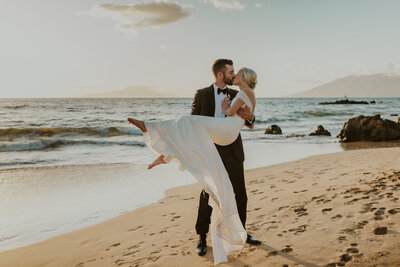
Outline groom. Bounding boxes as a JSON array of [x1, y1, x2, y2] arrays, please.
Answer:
[[191, 59, 261, 256]]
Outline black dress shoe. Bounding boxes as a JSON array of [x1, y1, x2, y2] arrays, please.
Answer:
[[246, 234, 261, 245], [196, 238, 207, 256]]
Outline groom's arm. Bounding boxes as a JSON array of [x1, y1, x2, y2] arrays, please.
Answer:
[[237, 107, 255, 129], [191, 90, 201, 115]]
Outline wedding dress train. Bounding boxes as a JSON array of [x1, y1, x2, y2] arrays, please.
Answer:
[[142, 90, 253, 264]]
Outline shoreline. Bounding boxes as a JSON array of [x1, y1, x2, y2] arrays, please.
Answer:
[[0, 146, 399, 266]]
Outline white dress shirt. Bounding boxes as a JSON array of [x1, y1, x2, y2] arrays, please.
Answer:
[[213, 83, 228, 118]]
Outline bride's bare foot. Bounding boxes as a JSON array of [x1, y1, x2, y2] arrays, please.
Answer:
[[127, 117, 147, 132], [148, 155, 166, 169]]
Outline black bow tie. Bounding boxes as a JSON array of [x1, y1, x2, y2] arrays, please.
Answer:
[[217, 88, 228, 95]]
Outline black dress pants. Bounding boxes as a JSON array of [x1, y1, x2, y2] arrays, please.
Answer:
[[195, 146, 247, 235]]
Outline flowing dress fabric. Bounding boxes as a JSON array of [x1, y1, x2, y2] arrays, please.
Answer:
[[142, 91, 253, 264]]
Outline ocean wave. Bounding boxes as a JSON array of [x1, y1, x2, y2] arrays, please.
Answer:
[[255, 117, 300, 124], [2, 104, 29, 110], [0, 159, 52, 167], [0, 139, 145, 152], [299, 110, 354, 117], [0, 127, 141, 140]]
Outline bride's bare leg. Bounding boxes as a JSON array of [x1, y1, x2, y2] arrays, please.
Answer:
[[148, 155, 166, 169], [127, 117, 147, 132]]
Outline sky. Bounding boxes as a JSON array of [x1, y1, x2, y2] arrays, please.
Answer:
[[0, 0, 400, 98]]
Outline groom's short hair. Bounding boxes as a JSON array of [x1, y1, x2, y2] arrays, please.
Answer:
[[212, 59, 233, 77]]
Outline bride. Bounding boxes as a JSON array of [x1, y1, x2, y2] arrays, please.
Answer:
[[128, 67, 257, 264]]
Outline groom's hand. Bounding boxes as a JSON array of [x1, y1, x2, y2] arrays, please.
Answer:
[[237, 107, 252, 121]]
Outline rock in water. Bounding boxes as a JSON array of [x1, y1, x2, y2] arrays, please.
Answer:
[[309, 125, 331, 136], [337, 114, 400, 142], [319, 99, 370, 105], [265, 125, 282, 134]]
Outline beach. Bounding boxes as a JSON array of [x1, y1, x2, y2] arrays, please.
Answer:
[[1, 146, 399, 266]]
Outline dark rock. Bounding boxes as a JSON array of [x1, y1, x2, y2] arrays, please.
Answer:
[[370, 100, 376, 104], [325, 263, 337, 267], [390, 113, 398, 116], [397, 117, 400, 124], [310, 125, 332, 136], [265, 125, 282, 134], [337, 262, 346, 266], [319, 99, 370, 105], [337, 114, 400, 142], [374, 226, 388, 235], [350, 243, 358, 247]]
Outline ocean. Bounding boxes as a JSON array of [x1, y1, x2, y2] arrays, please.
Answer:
[[0, 97, 399, 251], [1, 97, 399, 169]]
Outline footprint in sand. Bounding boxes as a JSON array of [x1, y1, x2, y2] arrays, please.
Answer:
[[281, 245, 293, 253], [288, 224, 307, 235], [291, 206, 308, 217], [293, 189, 308, 193], [171, 215, 181, 221], [278, 205, 289, 211], [123, 250, 139, 257], [128, 225, 143, 232], [388, 208, 399, 214], [347, 247, 359, 253], [322, 208, 332, 213], [105, 242, 121, 251], [331, 214, 342, 219], [267, 251, 279, 257], [355, 220, 368, 229], [128, 244, 141, 250]]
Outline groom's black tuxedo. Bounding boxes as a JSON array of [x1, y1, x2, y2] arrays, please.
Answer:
[[191, 84, 254, 234]]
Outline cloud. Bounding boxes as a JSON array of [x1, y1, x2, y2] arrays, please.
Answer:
[[200, 0, 246, 11], [78, 0, 196, 35]]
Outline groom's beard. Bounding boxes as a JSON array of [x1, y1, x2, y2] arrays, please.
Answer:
[[223, 76, 234, 86]]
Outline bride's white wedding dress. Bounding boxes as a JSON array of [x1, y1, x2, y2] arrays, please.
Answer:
[[142, 90, 254, 264]]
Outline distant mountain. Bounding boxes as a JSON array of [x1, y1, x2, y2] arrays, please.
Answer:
[[288, 74, 400, 98], [77, 86, 175, 98]]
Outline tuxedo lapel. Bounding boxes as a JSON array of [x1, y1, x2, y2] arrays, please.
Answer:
[[207, 84, 215, 117]]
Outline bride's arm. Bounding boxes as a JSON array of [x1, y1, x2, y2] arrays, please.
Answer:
[[221, 97, 245, 116]]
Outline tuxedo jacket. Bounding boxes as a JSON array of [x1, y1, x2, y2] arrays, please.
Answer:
[[190, 84, 255, 162]]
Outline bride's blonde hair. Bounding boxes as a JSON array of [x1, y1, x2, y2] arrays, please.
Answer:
[[241, 68, 257, 89]]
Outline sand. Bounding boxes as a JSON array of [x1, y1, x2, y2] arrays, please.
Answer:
[[0, 147, 399, 267]]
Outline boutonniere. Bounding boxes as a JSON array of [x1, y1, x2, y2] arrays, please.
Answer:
[[226, 91, 234, 102]]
